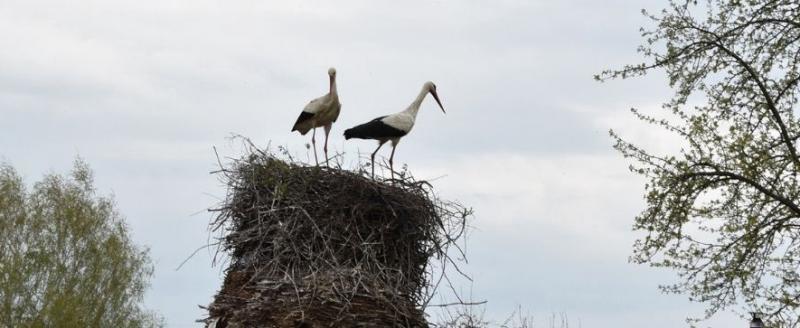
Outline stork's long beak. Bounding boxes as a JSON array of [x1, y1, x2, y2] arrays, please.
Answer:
[[329, 74, 335, 93], [430, 89, 446, 114]]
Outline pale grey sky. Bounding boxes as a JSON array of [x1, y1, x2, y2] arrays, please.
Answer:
[[1, 0, 743, 327]]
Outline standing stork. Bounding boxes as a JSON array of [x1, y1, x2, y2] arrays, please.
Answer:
[[344, 81, 445, 179], [291, 67, 341, 166]]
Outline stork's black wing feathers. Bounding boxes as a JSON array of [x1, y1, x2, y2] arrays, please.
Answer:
[[291, 111, 315, 131], [344, 116, 407, 140]]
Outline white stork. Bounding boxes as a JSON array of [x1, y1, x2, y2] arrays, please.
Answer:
[[344, 81, 445, 179], [291, 67, 341, 166]]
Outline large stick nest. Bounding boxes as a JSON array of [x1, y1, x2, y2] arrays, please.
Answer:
[[203, 140, 471, 328]]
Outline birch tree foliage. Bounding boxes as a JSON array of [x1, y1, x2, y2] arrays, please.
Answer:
[[598, 0, 800, 325], [0, 160, 161, 327]]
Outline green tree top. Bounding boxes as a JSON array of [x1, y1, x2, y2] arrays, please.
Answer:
[[0, 159, 162, 328]]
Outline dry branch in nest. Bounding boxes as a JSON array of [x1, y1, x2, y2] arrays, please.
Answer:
[[202, 138, 471, 328]]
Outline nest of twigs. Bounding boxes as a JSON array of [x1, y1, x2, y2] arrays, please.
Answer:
[[202, 140, 471, 328]]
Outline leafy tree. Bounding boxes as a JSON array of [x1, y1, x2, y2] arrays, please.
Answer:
[[598, 0, 800, 325], [0, 160, 161, 327]]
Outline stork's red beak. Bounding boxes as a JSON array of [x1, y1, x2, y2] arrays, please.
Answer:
[[430, 89, 445, 114]]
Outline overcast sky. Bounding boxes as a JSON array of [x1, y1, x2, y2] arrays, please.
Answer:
[[1, 1, 745, 327]]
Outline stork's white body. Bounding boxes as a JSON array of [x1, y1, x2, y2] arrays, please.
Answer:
[[292, 68, 341, 165], [344, 81, 445, 178], [293, 93, 341, 135]]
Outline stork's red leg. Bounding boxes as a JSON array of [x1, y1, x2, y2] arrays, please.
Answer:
[[323, 123, 332, 167], [389, 144, 397, 180], [371, 141, 385, 179], [311, 127, 319, 166]]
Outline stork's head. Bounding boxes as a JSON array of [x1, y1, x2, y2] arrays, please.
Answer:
[[424, 81, 445, 114], [328, 68, 337, 91]]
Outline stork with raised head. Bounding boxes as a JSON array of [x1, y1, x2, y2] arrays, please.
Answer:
[[291, 67, 341, 166], [344, 81, 445, 179]]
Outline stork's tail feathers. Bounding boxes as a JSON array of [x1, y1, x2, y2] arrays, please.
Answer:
[[343, 122, 375, 140], [343, 128, 356, 140], [344, 124, 374, 140], [292, 111, 314, 135], [292, 125, 312, 135]]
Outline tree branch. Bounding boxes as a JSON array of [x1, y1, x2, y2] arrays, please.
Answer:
[[678, 169, 800, 215], [691, 25, 800, 166]]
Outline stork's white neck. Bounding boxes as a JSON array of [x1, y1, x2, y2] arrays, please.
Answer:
[[405, 85, 429, 117], [329, 75, 338, 96]]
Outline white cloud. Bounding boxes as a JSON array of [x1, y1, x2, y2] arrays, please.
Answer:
[[416, 153, 642, 261]]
